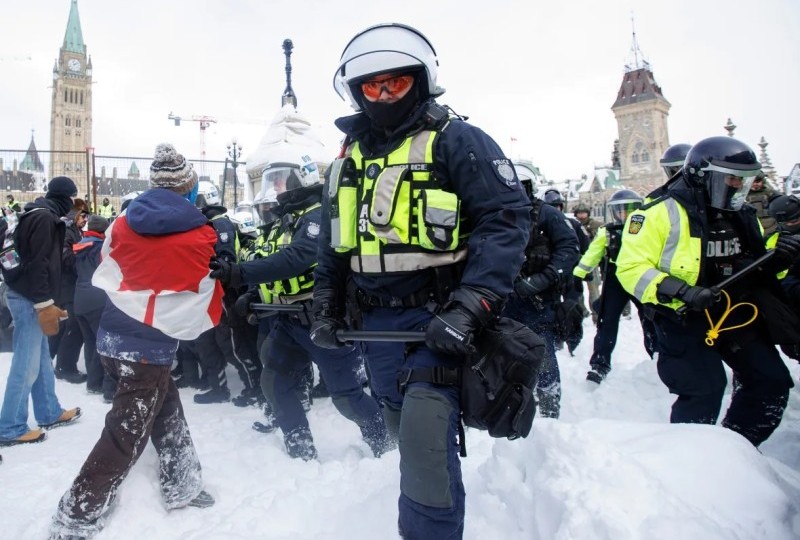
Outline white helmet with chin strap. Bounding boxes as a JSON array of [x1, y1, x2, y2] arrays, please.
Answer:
[[333, 23, 444, 112]]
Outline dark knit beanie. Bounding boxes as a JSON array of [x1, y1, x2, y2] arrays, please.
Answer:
[[149, 143, 198, 195], [87, 215, 109, 233], [47, 176, 78, 198]]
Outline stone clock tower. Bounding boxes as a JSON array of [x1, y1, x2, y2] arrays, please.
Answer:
[[611, 29, 670, 194], [50, 0, 92, 180]]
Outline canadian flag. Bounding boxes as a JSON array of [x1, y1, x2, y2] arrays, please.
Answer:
[[92, 215, 223, 340]]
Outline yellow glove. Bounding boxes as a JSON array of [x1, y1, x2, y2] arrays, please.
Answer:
[[37, 304, 68, 336]]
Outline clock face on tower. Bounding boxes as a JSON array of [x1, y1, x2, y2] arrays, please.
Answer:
[[67, 58, 81, 72]]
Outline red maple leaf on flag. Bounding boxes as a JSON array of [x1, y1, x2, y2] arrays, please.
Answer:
[[109, 216, 221, 326]]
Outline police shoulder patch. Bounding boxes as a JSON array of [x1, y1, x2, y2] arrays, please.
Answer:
[[628, 214, 645, 235], [487, 157, 519, 188], [306, 221, 320, 238]]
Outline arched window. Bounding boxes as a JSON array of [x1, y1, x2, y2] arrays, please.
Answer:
[[65, 116, 71, 127], [80, 91, 83, 105], [632, 142, 647, 164], [76, 118, 81, 128], [64, 90, 68, 102]]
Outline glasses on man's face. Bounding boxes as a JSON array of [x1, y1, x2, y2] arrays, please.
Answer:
[[360, 74, 414, 102]]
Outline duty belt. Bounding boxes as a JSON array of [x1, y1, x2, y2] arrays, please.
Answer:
[[356, 287, 435, 309]]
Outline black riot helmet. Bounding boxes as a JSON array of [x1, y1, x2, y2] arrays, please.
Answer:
[[607, 189, 642, 224], [659, 143, 691, 179], [543, 189, 565, 211], [683, 136, 761, 211], [768, 195, 800, 234]]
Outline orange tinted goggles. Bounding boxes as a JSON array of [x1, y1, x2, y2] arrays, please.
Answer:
[[360, 75, 414, 102]]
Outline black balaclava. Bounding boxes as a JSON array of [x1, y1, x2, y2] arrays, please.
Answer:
[[45, 176, 77, 217], [357, 74, 423, 131]]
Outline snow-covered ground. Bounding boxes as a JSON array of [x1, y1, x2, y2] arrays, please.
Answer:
[[1, 313, 799, 539]]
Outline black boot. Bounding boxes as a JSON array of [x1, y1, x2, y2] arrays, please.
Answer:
[[193, 387, 230, 404], [284, 426, 318, 461], [252, 402, 278, 433], [187, 490, 215, 508], [232, 386, 265, 408]]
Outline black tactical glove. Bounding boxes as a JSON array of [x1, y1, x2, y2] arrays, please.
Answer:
[[514, 266, 560, 298], [772, 235, 800, 271], [234, 289, 259, 318], [656, 276, 719, 311], [309, 289, 348, 349], [425, 286, 501, 357], [209, 257, 242, 289]]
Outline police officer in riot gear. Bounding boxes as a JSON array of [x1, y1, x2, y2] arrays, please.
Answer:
[[647, 143, 692, 201], [311, 23, 531, 539], [210, 154, 388, 460], [573, 189, 654, 383], [543, 188, 590, 319], [505, 186, 579, 417], [616, 136, 799, 446]]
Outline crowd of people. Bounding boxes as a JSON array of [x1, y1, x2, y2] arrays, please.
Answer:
[[0, 22, 798, 540]]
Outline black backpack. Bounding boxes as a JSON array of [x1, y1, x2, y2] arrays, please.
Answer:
[[461, 317, 545, 440]]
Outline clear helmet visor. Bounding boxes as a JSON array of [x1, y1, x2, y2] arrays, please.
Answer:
[[703, 164, 758, 211], [662, 164, 683, 179], [261, 166, 303, 197], [609, 201, 642, 224]]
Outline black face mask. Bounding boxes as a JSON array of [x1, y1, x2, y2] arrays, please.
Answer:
[[44, 194, 73, 217], [360, 84, 420, 130]]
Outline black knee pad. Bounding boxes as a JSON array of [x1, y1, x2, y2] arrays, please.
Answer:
[[399, 386, 455, 509]]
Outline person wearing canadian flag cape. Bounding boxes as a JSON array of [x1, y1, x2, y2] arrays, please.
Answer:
[[50, 143, 223, 539]]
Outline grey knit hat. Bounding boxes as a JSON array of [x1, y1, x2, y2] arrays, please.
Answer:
[[149, 143, 198, 195], [87, 214, 109, 233]]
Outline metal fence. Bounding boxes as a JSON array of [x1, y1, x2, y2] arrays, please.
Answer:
[[0, 148, 248, 212]]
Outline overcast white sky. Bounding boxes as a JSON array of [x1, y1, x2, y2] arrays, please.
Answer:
[[1, 0, 798, 181]]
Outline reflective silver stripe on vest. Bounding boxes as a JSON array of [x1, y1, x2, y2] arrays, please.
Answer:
[[409, 131, 430, 163], [658, 198, 682, 272], [352, 249, 467, 273], [577, 262, 594, 273], [634, 267, 663, 301]]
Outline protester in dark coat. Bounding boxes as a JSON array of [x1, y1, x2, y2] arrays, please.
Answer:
[[72, 215, 112, 397], [0, 176, 81, 447], [51, 202, 89, 383]]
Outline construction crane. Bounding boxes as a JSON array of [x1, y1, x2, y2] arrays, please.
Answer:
[[167, 112, 217, 175]]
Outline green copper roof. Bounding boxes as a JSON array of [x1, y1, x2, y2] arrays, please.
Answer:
[[20, 135, 44, 172], [63, 0, 85, 54], [128, 162, 140, 175]]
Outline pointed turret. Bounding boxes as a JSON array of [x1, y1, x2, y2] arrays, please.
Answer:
[[610, 15, 672, 194], [19, 132, 45, 172], [128, 161, 141, 179], [63, 0, 86, 55]]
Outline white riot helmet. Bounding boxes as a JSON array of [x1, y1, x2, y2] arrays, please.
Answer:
[[333, 23, 444, 111], [229, 211, 257, 236], [259, 151, 320, 200]]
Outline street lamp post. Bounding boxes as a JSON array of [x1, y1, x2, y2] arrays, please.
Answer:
[[226, 138, 243, 208]]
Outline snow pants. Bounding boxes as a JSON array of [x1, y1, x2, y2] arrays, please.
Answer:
[[52, 356, 203, 537], [361, 306, 465, 540], [653, 313, 793, 446]]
